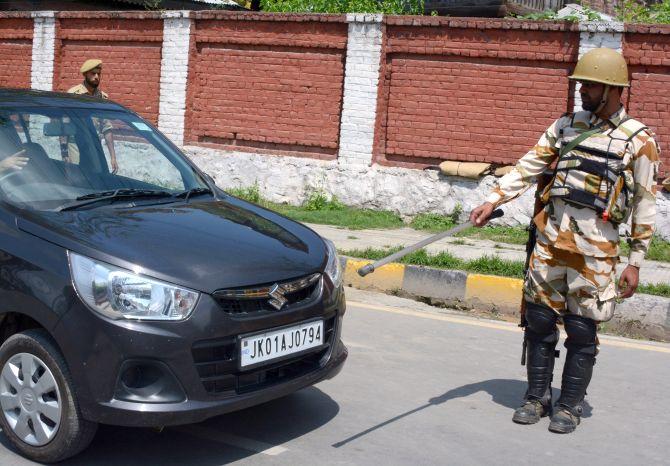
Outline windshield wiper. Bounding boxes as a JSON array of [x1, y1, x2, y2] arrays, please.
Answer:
[[174, 187, 213, 202], [58, 188, 174, 211]]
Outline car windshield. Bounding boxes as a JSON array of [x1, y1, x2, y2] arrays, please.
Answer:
[[0, 106, 209, 211]]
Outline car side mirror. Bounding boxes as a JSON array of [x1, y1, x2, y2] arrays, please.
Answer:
[[43, 121, 77, 137]]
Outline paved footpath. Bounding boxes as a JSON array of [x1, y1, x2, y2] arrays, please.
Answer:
[[308, 223, 670, 285], [2, 289, 667, 465]]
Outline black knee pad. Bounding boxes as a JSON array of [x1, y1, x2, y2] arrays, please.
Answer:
[[525, 301, 559, 344], [563, 315, 597, 354]]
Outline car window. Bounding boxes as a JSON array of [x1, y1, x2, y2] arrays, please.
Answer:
[[0, 106, 206, 211], [93, 118, 185, 191], [24, 114, 74, 162]]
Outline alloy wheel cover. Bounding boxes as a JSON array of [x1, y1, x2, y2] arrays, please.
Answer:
[[0, 352, 62, 446]]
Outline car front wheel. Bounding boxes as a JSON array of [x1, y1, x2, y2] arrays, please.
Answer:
[[0, 329, 97, 463]]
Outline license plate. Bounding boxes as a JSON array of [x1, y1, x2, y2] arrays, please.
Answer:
[[240, 320, 324, 368]]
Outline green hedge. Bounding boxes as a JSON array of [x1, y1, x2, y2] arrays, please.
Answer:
[[260, 0, 424, 14], [617, 0, 670, 23]]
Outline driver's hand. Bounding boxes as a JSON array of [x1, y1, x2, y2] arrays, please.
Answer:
[[0, 149, 28, 173], [469, 202, 495, 227]]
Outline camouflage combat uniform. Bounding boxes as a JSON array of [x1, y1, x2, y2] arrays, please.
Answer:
[[67, 83, 109, 100], [486, 106, 660, 322]]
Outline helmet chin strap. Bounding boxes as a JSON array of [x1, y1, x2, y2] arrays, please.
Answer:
[[594, 84, 610, 115]]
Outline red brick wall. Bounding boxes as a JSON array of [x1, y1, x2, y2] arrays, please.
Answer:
[[0, 12, 668, 178], [374, 18, 580, 169], [184, 13, 348, 160], [0, 18, 33, 89], [624, 26, 670, 180], [53, 14, 163, 124]]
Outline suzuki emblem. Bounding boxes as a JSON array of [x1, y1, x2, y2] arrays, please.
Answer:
[[268, 284, 288, 310]]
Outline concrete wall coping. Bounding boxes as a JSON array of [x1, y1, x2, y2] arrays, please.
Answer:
[[625, 23, 670, 34], [0, 12, 667, 34], [579, 20, 625, 32], [160, 10, 192, 19], [30, 11, 55, 18], [346, 13, 383, 23], [190, 11, 347, 22], [383, 15, 578, 31]]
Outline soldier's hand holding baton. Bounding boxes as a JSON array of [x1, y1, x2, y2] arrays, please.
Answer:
[[357, 207, 503, 277], [470, 202, 496, 227]]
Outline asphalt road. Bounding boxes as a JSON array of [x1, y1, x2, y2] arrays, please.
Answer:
[[1, 288, 669, 465]]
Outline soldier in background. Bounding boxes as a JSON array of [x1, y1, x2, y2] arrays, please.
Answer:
[[66, 59, 118, 173], [470, 48, 660, 433]]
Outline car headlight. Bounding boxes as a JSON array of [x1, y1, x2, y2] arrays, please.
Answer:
[[69, 252, 199, 321], [324, 239, 343, 288]]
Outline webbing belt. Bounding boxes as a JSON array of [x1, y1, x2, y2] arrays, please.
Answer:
[[550, 126, 612, 216], [558, 127, 603, 157], [556, 156, 619, 184]]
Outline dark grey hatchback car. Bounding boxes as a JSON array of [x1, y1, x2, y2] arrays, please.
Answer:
[[0, 90, 347, 462]]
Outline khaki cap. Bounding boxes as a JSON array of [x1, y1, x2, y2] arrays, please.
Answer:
[[569, 48, 629, 87], [80, 59, 103, 74]]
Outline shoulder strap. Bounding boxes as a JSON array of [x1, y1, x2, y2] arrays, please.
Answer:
[[618, 118, 649, 142], [559, 127, 602, 157]]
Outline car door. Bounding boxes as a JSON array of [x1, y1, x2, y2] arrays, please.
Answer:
[[0, 111, 68, 330]]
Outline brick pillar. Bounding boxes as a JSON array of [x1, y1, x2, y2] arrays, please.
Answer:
[[31, 11, 56, 91], [158, 11, 192, 147], [337, 14, 383, 166], [574, 22, 624, 113]]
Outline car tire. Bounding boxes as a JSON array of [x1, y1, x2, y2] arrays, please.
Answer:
[[0, 329, 98, 463]]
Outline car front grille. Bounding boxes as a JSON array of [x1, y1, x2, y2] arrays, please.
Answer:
[[212, 273, 321, 315], [192, 315, 337, 396]]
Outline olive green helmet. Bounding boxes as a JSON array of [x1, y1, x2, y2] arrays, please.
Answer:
[[569, 48, 630, 87]]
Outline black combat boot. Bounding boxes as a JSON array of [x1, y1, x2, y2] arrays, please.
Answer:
[[549, 315, 597, 434], [512, 332, 558, 424], [513, 302, 559, 425]]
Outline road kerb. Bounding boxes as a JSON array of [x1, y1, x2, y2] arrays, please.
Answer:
[[465, 274, 524, 309], [342, 257, 670, 342], [343, 258, 405, 292]]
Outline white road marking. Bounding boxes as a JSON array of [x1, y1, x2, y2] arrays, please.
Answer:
[[348, 300, 670, 354], [174, 425, 288, 456]]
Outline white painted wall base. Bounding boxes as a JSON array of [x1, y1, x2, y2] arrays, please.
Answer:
[[187, 145, 534, 224], [184, 146, 670, 242]]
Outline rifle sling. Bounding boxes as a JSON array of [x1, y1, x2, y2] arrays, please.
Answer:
[[559, 127, 603, 158]]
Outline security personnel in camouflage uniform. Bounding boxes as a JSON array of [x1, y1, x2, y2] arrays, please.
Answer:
[[470, 48, 660, 433], [65, 59, 118, 173]]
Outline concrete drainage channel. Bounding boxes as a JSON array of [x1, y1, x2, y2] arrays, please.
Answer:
[[340, 257, 670, 342]]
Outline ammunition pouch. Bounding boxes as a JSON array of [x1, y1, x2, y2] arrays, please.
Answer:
[[542, 117, 646, 225]]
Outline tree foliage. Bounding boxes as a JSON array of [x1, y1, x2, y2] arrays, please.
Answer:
[[260, 0, 424, 14], [617, 0, 670, 23]]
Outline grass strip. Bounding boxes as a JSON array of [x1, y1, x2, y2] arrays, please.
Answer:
[[619, 237, 670, 263], [637, 283, 670, 298], [410, 213, 529, 244], [341, 247, 670, 298], [272, 204, 404, 230], [227, 186, 404, 230], [340, 247, 526, 279], [227, 186, 670, 263], [411, 213, 670, 263]]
